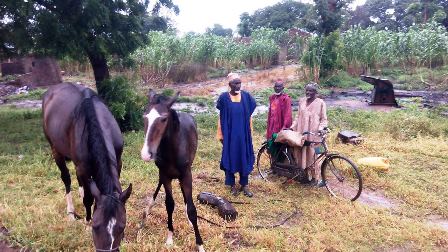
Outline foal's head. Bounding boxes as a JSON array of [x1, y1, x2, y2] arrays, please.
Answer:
[[141, 90, 179, 161], [89, 181, 132, 251]]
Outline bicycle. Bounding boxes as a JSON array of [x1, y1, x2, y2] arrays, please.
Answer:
[[256, 129, 363, 201]]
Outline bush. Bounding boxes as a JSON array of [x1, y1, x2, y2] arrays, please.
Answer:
[[322, 71, 371, 90], [98, 76, 146, 131], [8, 88, 47, 101]]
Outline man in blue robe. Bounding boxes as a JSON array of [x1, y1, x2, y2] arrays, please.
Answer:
[[216, 73, 257, 197]]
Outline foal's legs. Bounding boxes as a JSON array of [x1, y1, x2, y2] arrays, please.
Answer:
[[180, 174, 204, 251], [163, 180, 175, 246], [145, 181, 162, 216], [52, 149, 75, 220]]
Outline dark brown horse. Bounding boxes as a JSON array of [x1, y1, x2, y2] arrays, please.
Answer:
[[140, 90, 204, 252], [42, 83, 132, 251]]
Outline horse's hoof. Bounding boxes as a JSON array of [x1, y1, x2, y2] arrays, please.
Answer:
[[83, 219, 92, 226], [67, 213, 76, 221], [146, 196, 156, 214], [197, 245, 205, 252], [165, 231, 174, 246]]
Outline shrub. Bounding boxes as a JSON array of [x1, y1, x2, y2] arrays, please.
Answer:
[[98, 76, 145, 131], [321, 71, 370, 90], [8, 88, 47, 101]]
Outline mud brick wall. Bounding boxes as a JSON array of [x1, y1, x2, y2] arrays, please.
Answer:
[[1, 57, 62, 87], [1, 62, 26, 76], [30, 58, 62, 86]]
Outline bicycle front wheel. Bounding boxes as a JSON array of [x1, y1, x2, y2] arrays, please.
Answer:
[[321, 155, 362, 201], [257, 144, 272, 181]]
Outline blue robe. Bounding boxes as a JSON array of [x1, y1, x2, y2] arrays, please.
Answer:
[[217, 91, 257, 176]]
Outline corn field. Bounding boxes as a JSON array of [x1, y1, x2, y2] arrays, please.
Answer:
[[131, 28, 283, 85], [60, 23, 448, 85], [341, 22, 448, 74], [300, 21, 448, 80]]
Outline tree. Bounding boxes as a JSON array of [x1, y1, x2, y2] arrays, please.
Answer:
[[346, 0, 448, 31], [237, 12, 252, 37], [237, 0, 311, 36], [0, 0, 179, 96], [314, 0, 350, 35], [441, 0, 448, 29], [404, 0, 445, 25], [206, 24, 233, 37], [0, 1, 34, 58], [345, 5, 374, 29]]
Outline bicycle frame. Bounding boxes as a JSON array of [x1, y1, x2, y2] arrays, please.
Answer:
[[259, 129, 363, 201], [278, 131, 335, 182]]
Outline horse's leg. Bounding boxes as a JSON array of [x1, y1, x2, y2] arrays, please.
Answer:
[[76, 175, 84, 199], [180, 174, 204, 252], [52, 149, 75, 220], [79, 174, 94, 222], [163, 180, 175, 246], [145, 180, 162, 216]]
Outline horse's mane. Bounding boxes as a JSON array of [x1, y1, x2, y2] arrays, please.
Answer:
[[77, 89, 114, 196], [168, 109, 180, 133]]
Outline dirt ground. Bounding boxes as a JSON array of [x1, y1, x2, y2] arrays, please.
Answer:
[[170, 64, 301, 96]]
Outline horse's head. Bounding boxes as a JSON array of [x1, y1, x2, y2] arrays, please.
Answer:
[[89, 181, 132, 251], [141, 90, 179, 162]]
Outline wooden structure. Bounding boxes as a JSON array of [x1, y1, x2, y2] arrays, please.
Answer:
[[361, 75, 398, 107]]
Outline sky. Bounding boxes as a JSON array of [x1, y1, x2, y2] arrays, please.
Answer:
[[169, 0, 367, 35]]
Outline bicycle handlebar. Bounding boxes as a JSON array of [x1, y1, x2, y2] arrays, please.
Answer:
[[302, 127, 330, 137]]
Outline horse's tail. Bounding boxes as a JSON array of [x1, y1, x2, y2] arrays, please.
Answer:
[[79, 89, 112, 194]]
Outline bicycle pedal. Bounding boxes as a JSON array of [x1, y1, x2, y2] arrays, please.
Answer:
[[285, 179, 294, 184]]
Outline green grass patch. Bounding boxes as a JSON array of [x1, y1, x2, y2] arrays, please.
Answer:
[[7, 88, 47, 101], [0, 106, 447, 251], [381, 66, 448, 91], [322, 71, 372, 91]]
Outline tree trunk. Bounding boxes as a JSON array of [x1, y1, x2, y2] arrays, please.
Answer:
[[87, 52, 110, 96]]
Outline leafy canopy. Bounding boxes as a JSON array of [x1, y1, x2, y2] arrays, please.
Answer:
[[0, 0, 179, 61]]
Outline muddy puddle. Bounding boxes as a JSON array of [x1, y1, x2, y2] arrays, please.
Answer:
[[357, 189, 399, 210], [425, 215, 448, 232], [172, 89, 447, 116]]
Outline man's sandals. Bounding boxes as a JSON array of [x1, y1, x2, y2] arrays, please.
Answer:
[[230, 185, 254, 197]]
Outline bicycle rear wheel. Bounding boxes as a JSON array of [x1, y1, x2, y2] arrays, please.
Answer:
[[321, 155, 362, 201], [257, 144, 272, 181]]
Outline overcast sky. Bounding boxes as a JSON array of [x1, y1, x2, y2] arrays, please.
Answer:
[[169, 0, 367, 35]]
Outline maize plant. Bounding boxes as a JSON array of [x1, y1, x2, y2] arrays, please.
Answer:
[[131, 31, 180, 86], [132, 28, 284, 84], [340, 22, 448, 74]]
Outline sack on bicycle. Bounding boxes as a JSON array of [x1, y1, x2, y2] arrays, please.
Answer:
[[274, 129, 305, 147]]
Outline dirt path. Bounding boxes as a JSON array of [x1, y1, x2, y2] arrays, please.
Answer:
[[170, 64, 301, 96]]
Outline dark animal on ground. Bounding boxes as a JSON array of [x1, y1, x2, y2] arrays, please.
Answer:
[[197, 192, 238, 221]]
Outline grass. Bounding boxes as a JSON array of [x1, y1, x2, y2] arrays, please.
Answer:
[[0, 105, 448, 251], [321, 71, 372, 91], [6, 88, 47, 101], [381, 66, 448, 91]]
